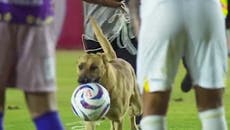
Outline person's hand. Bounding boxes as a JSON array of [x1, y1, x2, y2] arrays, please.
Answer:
[[83, 0, 122, 8]]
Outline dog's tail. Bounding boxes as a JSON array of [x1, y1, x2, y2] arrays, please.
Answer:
[[89, 17, 117, 60]]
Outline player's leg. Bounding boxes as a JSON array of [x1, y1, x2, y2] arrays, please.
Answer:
[[16, 25, 64, 130], [0, 72, 6, 130], [138, 1, 184, 129], [0, 59, 6, 130], [181, 57, 193, 92], [140, 90, 170, 130], [194, 87, 227, 130], [185, 0, 228, 129], [0, 90, 5, 130], [25, 92, 64, 130], [0, 23, 17, 130]]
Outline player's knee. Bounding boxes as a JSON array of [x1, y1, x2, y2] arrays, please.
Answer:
[[25, 92, 58, 118], [194, 86, 224, 111]]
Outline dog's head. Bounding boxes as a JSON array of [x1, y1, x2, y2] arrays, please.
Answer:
[[77, 17, 116, 84], [77, 53, 108, 84]]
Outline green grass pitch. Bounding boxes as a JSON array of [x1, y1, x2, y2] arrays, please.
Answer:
[[3, 50, 230, 130]]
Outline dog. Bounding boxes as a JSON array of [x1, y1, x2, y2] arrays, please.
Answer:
[[77, 17, 142, 130]]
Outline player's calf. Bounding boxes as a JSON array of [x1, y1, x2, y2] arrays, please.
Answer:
[[195, 86, 227, 130], [140, 91, 170, 130], [25, 92, 64, 130]]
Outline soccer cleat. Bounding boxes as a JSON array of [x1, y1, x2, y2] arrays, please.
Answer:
[[181, 73, 192, 92]]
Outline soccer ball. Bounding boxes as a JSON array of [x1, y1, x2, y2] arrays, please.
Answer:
[[71, 83, 110, 121]]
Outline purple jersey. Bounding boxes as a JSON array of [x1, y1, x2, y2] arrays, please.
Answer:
[[0, 0, 54, 25]]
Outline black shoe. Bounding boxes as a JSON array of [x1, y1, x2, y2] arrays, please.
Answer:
[[181, 73, 192, 92]]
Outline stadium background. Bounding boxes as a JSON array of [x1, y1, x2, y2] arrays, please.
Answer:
[[2, 1, 229, 130], [56, 0, 84, 49], [57, 0, 228, 49]]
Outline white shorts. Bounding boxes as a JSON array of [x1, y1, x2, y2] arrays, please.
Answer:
[[0, 23, 57, 92], [137, 0, 228, 93]]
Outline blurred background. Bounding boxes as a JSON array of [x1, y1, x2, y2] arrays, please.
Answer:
[[3, 0, 230, 130], [55, 0, 84, 49]]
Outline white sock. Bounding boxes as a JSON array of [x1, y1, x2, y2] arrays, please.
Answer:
[[140, 115, 166, 130], [199, 107, 228, 130]]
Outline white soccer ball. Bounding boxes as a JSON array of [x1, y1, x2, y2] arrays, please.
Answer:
[[71, 83, 110, 121]]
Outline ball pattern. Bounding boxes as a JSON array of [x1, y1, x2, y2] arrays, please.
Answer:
[[71, 83, 110, 121]]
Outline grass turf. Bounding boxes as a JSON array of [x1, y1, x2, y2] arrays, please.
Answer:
[[3, 50, 230, 130]]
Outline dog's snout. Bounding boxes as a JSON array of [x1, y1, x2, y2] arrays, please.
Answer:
[[78, 76, 100, 84], [78, 76, 89, 84]]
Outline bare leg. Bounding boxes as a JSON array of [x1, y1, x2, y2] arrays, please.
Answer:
[[194, 86, 227, 130], [0, 89, 5, 112], [140, 90, 170, 130], [194, 86, 224, 111], [142, 90, 170, 116], [25, 92, 64, 130], [24, 92, 58, 118]]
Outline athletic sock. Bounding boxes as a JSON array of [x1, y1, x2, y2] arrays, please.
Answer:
[[33, 111, 64, 130], [0, 112, 3, 130], [140, 115, 166, 130], [199, 107, 227, 130]]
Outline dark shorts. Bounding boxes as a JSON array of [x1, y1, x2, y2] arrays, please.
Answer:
[[83, 38, 138, 72]]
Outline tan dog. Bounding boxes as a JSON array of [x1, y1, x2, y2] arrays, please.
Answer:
[[77, 17, 142, 130]]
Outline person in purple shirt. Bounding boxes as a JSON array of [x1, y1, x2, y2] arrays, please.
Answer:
[[0, 0, 64, 130]]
